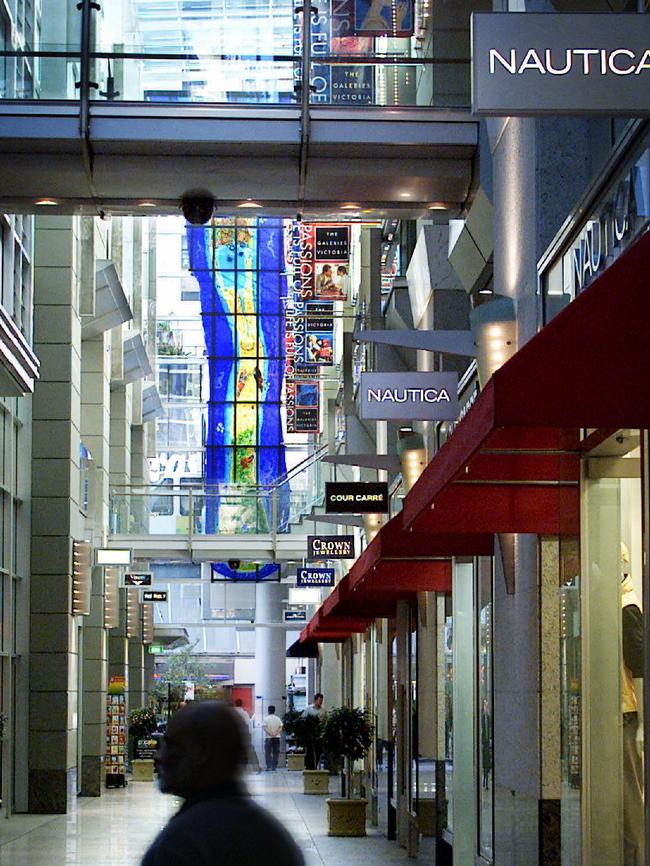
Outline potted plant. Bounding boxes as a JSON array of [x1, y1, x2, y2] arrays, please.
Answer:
[[128, 706, 158, 781], [321, 706, 373, 836], [292, 713, 329, 793], [282, 710, 305, 771]]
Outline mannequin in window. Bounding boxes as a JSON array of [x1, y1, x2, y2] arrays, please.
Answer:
[[621, 542, 644, 866]]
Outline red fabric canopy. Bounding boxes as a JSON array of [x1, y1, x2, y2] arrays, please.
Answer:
[[403, 228, 650, 535]]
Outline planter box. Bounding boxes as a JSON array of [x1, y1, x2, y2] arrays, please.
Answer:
[[303, 769, 330, 794], [132, 759, 155, 781], [327, 797, 368, 837], [287, 752, 305, 772]]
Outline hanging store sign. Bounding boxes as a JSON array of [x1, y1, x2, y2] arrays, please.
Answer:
[[308, 534, 356, 559], [304, 301, 334, 365], [284, 608, 308, 622], [297, 567, 336, 587], [360, 372, 458, 421], [325, 481, 389, 513], [471, 13, 650, 116], [142, 590, 167, 603], [124, 572, 152, 587]]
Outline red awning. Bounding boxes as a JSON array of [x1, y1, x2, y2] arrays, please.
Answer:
[[403, 228, 650, 535]]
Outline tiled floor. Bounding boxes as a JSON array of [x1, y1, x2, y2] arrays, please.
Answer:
[[0, 770, 417, 866]]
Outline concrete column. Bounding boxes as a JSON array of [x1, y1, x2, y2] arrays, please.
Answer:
[[110, 386, 132, 486], [128, 640, 145, 711], [29, 215, 84, 813], [395, 600, 410, 848], [254, 583, 286, 757], [81, 333, 111, 542], [144, 651, 155, 701], [80, 567, 108, 796], [108, 590, 129, 702]]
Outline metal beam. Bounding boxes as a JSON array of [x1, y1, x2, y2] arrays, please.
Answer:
[[304, 512, 366, 527], [353, 328, 477, 357], [323, 453, 401, 471]]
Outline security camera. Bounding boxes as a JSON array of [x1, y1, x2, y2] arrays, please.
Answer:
[[181, 193, 215, 226], [295, 212, 303, 222], [228, 559, 241, 571]]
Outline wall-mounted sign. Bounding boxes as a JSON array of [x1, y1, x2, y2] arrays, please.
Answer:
[[471, 13, 650, 117], [142, 590, 167, 603], [325, 481, 389, 514], [540, 134, 650, 309], [284, 608, 308, 622], [124, 572, 152, 587], [360, 372, 458, 421], [96, 548, 132, 566], [149, 644, 165, 654], [308, 535, 356, 559], [297, 567, 336, 587]]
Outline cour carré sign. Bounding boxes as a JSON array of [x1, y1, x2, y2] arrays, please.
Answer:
[[471, 13, 650, 116], [325, 481, 389, 514]]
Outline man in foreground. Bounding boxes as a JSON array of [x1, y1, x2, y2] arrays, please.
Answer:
[[142, 702, 304, 866]]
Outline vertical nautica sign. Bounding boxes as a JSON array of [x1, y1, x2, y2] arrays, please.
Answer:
[[471, 13, 650, 116], [360, 372, 458, 421]]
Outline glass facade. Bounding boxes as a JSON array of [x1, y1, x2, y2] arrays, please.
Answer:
[[1, 0, 470, 106]]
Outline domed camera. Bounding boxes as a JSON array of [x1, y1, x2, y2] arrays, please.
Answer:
[[228, 559, 241, 571], [180, 193, 215, 226]]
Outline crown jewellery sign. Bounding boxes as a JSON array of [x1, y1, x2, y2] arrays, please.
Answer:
[[297, 567, 336, 587], [360, 372, 458, 421], [308, 535, 356, 559], [471, 13, 650, 116]]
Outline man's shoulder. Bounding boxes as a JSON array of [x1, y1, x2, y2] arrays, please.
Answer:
[[160, 797, 304, 863]]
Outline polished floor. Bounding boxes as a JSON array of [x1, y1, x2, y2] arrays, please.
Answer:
[[0, 770, 417, 865]]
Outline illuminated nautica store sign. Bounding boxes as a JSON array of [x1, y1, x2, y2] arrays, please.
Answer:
[[472, 13, 650, 116], [360, 372, 458, 421]]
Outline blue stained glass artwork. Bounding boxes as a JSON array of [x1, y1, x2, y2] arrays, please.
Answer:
[[187, 218, 289, 535]]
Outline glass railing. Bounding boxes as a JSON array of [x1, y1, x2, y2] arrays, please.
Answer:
[[1, 4, 470, 108], [111, 450, 332, 537]]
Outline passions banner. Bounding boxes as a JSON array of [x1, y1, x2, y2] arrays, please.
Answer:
[[354, 0, 414, 37]]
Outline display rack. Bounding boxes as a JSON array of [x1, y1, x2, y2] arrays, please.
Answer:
[[105, 676, 127, 788]]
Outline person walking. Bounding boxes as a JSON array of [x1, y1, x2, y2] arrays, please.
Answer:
[[232, 699, 261, 773], [262, 704, 283, 772], [143, 701, 304, 865], [302, 693, 326, 770]]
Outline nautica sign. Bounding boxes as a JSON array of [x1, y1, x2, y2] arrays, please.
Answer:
[[472, 13, 650, 116], [360, 372, 458, 421]]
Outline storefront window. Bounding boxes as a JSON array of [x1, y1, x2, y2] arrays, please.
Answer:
[[477, 557, 493, 861], [444, 608, 453, 834], [582, 429, 644, 866], [560, 536, 581, 866]]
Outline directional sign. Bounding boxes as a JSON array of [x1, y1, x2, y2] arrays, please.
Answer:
[[297, 567, 336, 587], [124, 572, 152, 587], [142, 590, 167, 603], [284, 609, 308, 623]]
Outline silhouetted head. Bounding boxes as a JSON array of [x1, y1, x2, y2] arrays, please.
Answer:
[[155, 702, 246, 798], [313, 693, 324, 709], [268, 705, 276, 714]]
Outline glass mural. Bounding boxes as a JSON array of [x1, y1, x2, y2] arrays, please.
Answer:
[[187, 217, 290, 534]]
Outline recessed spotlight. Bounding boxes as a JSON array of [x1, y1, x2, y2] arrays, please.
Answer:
[[35, 198, 59, 206], [428, 202, 447, 210], [399, 191, 412, 198], [479, 287, 494, 295], [138, 201, 156, 208], [238, 200, 263, 209], [341, 203, 360, 210]]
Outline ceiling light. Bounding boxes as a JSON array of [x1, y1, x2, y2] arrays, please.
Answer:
[[399, 191, 412, 198], [341, 203, 360, 210], [35, 198, 59, 206], [479, 287, 494, 295], [138, 201, 156, 208], [428, 202, 447, 210], [238, 200, 263, 209]]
